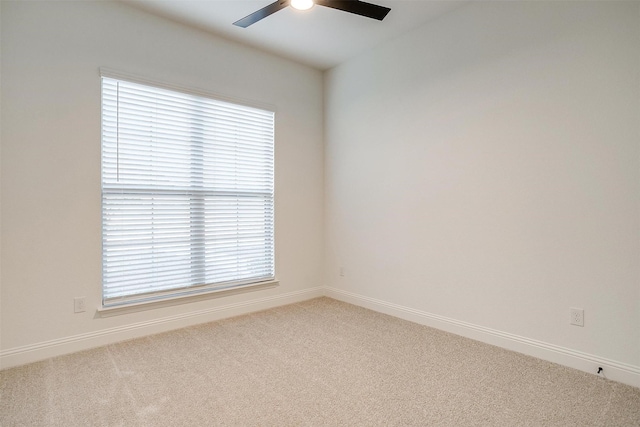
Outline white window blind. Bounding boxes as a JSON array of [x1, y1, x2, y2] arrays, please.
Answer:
[[101, 76, 275, 307]]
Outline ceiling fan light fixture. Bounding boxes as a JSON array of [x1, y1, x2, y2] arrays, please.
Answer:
[[290, 0, 314, 11], [233, 0, 390, 28]]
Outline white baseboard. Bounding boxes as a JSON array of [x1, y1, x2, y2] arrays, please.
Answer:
[[0, 287, 324, 370], [324, 286, 640, 389], [4, 285, 639, 390]]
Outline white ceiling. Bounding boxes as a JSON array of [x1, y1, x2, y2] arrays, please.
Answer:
[[122, 0, 468, 70]]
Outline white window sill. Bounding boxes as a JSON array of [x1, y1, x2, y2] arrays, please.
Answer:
[[96, 280, 279, 318]]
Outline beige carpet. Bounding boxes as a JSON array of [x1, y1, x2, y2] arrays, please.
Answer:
[[1, 297, 639, 426]]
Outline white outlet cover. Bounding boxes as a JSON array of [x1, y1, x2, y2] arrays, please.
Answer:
[[74, 297, 87, 313], [570, 308, 584, 327]]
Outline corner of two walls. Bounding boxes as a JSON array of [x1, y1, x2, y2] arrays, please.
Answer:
[[322, 1, 640, 388]]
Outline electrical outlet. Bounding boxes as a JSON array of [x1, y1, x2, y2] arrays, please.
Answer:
[[339, 267, 345, 277], [570, 308, 584, 327], [74, 297, 86, 313]]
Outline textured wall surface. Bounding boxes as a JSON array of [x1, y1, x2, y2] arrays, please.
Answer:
[[325, 1, 639, 368], [1, 0, 324, 356]]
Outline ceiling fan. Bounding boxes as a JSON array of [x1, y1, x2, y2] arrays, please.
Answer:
[[233, 0, 391, 28]]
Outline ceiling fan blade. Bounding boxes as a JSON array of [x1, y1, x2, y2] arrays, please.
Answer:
[[233, 0, 290, 28], [315, 0, 391, 21]]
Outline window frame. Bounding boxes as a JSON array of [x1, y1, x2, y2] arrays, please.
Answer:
[[100, 70, 276, 309]]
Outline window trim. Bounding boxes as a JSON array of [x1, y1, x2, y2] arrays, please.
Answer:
[[99, 68, 277, 310], [99, 68, 277, 114], [96, 280, 279, 317]]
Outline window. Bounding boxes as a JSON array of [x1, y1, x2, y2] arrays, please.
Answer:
[[101, 75, 275, 308]]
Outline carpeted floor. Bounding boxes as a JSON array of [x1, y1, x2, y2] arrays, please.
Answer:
[[1, 297, 639, 426]]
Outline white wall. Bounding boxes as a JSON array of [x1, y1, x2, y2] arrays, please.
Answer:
[[325, 0, 639, 381], [0, 0, 324, 365]]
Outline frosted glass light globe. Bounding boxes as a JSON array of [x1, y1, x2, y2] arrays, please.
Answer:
[[291, 0, 314, 11]]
